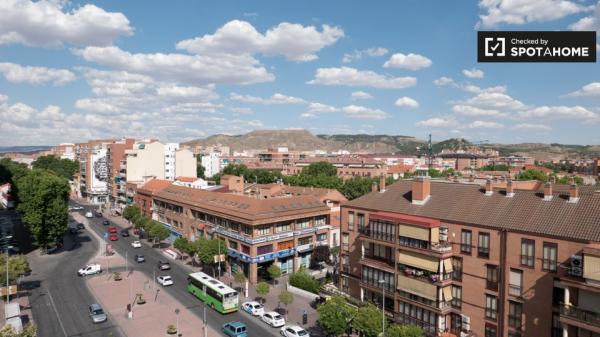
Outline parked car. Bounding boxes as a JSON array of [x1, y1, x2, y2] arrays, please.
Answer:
[[85, 211, 93, 218], [261, 311, 285, 327], [78, 264, 102, 276], [120, 229, 129, 237], [109, 233, 118, 241], [69, 227, 79, 235], [131, 241, 142, 248], [157, 275, 173, 286], [76, 223, 85, 230], [95, 211, 102, 217], [89, 303, 107, 323], [134, 254, 145, 263], [102, 220, 109, 226], [222, 321, 247, 337], [108, 226, 117, 234], [280, 325, 309, 337], [157, 260, 170, 270], [241, 301, 264, 316]]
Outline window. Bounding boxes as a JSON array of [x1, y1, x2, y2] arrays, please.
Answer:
[[295, 219, 310, 230], [552, 287, 565, 306], [275, 223, 292, 233], [358, 213, 365, 231], [257, 244, 273, 255], [486, 265, 499, 291], [521, 239, 535, 267], [450, 314, 462, 334], [348, 212, 354, 230], [298, 236, 312, 246], [478, 232, 490, 258], [257, 225, 270, 236], [452, 257, 463, 281], [241, 245, 250, 254], [229, 241, 238, 250], [451, 285, 462, 308], [543, 242, 558, 272], [242, 225, 252, 235], [368, 220, 396, 242], [486, 295, 498, 320], [361, 266, 394, 292], [508, 301, 523, 330], [316, 233, 327, 242], [342, 233, 349, 249], [485, 324, 497, 337], [509, 269, 523, 296], [341, 276, 349, 292], [277, 240, 294, 250], [461, 230, 472, 254]]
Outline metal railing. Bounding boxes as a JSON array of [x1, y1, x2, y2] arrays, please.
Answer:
[[560, 303, 600, 327]]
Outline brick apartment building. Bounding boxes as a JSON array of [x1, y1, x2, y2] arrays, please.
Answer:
[[285, 157, 388, 179], [340, 177, 600, 337]]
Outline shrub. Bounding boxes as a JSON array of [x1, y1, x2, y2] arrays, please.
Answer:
[[289, 270, 321, 294]]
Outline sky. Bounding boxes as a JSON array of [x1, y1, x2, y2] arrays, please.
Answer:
[[0, 0, 599, 146]]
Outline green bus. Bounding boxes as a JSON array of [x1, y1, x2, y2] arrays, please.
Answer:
[[187, 272, 239, 314]]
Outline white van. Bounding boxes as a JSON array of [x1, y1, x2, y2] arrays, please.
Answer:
[[78, 264, 102, 276], [85, 211, 93, 218]]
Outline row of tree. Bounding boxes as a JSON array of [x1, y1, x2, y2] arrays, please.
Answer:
[[122, 206, 170, 244], [318, 296, 424, 337], [516, 169, 584, 185]]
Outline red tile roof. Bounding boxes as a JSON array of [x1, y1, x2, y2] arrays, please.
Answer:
[[139, 179, 172, 193]]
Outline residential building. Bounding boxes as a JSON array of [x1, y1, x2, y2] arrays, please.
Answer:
[[285, 156, 387, 179], [52, 143, 75, 160], [201, 152, 221, 178], [173, 176, 210, 189], [125, 141, 196, 183], [340, 176, 600, 337], [106, 138, 136, 211], [133, 179, 173, 218]]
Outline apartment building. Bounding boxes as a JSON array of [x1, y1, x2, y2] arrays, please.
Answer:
[[75, 139, 115, 204], [125, 141, 196, 183], [201, 152, 221, 178], [285, 157, 388, 179], [52, 143, 75, 160], [340, 177, 600, 337], [150, 184, 332, 283], [106, 139, 136, 211]]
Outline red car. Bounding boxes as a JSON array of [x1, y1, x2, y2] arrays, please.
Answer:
[[109, 233, 118, 241], [108, 226, 117, 234]]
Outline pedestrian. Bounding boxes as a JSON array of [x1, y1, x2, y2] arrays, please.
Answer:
[[229, 281, 233, 288]]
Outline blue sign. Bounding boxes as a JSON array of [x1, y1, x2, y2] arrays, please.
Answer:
[[227, 248, 297, 264], [103, 232, 108, 239]]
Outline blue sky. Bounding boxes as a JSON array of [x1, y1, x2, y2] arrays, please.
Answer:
[[0, 0, 599, 146]]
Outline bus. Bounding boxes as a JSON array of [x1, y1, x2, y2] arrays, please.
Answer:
[[187, 272, 239, 314]]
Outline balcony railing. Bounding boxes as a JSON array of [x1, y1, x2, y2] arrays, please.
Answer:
[[560, 303, 600, 327], [362, 254, 395, 268], [394, 312, 439, 337], [359, 228, 395, 243]]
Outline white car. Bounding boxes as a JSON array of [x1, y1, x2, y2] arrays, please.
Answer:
[[241, 301, 264, 316], [85, 211, 93, 218], [69, 205, 84, 211], [157, 275, 173, 286], [78, 264, 102, 276], [261, 311, 285, 327], [280, 325, 309, 337], [131, 241, 142, 248]]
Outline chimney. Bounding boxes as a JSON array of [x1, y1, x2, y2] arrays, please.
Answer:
[[379, 174, 386, 193], [568, 183, 579, 203], [371, 182, 378, 193], [412, 176, 431, 205], [506, 179, 515, 197], [469, 174, 475, 182], [543, 182, 553, 201], [485, 179, 493, 196]]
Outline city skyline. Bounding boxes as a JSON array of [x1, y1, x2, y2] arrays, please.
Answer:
[[0, 0, 599, 146]]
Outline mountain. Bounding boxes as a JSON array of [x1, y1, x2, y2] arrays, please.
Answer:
[[0, 145, 52, 154]]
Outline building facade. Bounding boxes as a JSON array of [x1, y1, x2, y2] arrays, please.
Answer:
[[125, 141, 196, 183], [201, 152, 221, 178], [340, 177, 600, 337]]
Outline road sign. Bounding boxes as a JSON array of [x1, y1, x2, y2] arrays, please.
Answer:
[[103, 232, 108, 239]]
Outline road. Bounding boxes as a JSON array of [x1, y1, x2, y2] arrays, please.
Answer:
[[22, 209, 124, 337], [77, 202, 282, 337]]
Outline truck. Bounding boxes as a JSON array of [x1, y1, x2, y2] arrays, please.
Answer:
[[78, 264, 102, 276]]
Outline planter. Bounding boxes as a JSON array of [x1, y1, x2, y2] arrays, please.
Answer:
[[136, 293, 146, 305], [166, 325, 177, 335], [113, 272, 122, 281]]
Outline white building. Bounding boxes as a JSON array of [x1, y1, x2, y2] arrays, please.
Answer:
[[126, 141, 196, 183], [164, 143, 179, 181], [201, 152, 221, 178]]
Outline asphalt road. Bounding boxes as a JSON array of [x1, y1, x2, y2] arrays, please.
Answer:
[[76, 202, 283, 337], [22, 210, 124, 337]]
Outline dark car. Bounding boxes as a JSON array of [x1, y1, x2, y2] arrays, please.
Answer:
[[95, 211, 102, 217], [69, 227, 79, 235], [120, 229, 129, 237], [76, 223, 85, 230], [102, 220, 109, 226], [134, 254, 145, 263], [157, 260, 171, 270]]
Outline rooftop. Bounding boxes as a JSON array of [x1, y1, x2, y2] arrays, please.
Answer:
[[138, 179, 172, 193]]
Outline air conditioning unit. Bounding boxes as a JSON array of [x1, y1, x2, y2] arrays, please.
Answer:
[[440, 233, 448, 241], [570, 255, 583, 277]]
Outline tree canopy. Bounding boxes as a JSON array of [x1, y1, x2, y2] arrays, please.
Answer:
[[0, 323, 37, 337], [317, 296, 357, 337], [352, 304, 385, 337], [0, 255, 31, 284], [302, 161, 338, 177], [387, 324, 424, 337], [32, 155, 79, 181], [517, 169, 549, 182], [122, 206, 141, 222], [214, 164, 283, 184]]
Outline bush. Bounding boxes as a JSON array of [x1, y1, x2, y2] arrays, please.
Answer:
[[289, 270, 321, 294]]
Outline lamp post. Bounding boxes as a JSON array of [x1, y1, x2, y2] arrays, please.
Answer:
[[378, 279, 385, 337], [175, 308, 180, 335]]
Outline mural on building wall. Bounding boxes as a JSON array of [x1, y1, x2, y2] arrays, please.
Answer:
[[90, 149, 108, 193]]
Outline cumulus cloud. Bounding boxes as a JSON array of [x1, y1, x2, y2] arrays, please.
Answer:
[[307, 102, 339, 113], [395, 97, 419, 108], [462, 68, 484, 79], [416, 117, 457, 128], [0, 0, 133, 47], [513, 123, 552, 130], [229, 93, 306, 105], [433, 76, 455, 86], [569, 1, 600, 32], [452, 105, 507, 118], [383, 53, 432, 70], [342, 105, 389, 120], [308, 67, 416, 89], [519, 106, 598, 119], [342, 47, 388, 63], [0, 62, 75, 86], [477, 0, 590, 28], [156, 85, 218, 100], [463, 91, 526, 110], [467, 120, 504, 129], [351, 91, 373, 100], [176, 20, 343, 62], [566, 82, 600, 98], [230, 107, 253, 114]]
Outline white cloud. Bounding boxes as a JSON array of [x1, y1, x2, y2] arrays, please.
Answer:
[[0, 62, 75, 86], [433, 76, 455, 86], [467, 120, 504, 129], [229, 93, 306, 105], [175, 20, 343, 62], [452, 105, 507, 118], [395, 97, 419, 108], [308, 67, 416, 89], [477, 0, 590, 28], [514, 123, 552, 130], [519, 106, 598, 119], [342, 105, 389, 120], [416, 117, 457, 128], [75, 46, 274, 85], [566, 82, 600, 98], [462, 68, 484, 79], [162, 102, 223, 113], [300, 113, 317, 119], [569, 1, 599, 32], [157, 85, 218, 100], [383, 53, 432, 70], [0, 0, 133, 47], [230, 107, 253, 114], [308, 102, 339, 113], [342, 47, 388, 63], [464, 91, 526, 110], [351, 91, 373, 100]]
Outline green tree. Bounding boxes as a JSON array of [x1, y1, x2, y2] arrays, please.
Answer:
[[32, 155, 79, 181], [339, 176, 377, 200], [353, 304, 385, 337], [17, 169, 70, 249], [148, 221, 170, 244], [317, 296, 357, 337], [173, 237, 191, 260], [0, 158, 29, 205], [0, 255, 30, 284], [196, 156, 206, 179], [278, 290, 294, 316], [289, 269, 320, 294], [255, 281, 270, 303], [517, 169, 549, 182], [194, 238, 226, 266], [267, 264, 282, 283], [387, 324, 424, 337], [234, 270, 246, 285], [310, 245, 331, 269], [302, 161, 338, 177], [122, 206, 140, 222], [0, 323, 37, 337], [479, 164, 510, 171], [554, 175, 584, 185]]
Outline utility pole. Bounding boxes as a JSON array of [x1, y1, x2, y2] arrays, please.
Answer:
[[428, 133, 433, 171], [6, 248, 9, 303], [203, 306, 207, 337]]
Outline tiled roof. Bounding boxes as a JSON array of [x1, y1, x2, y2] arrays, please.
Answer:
[[344, 180, 600, 242], [139, 179, 172, 193], [175, 176, 198, 183]]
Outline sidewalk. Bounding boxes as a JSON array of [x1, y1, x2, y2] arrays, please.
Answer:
[[88, 270, 218, 337]]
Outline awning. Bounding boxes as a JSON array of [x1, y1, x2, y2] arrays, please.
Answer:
[[398, 274, 438, 300], [443, 259, 453, 273], [583, 254, 600, 282], [442, 286, 453, 301], [399, 224, 430, 241], [398, 251, 439, 272]]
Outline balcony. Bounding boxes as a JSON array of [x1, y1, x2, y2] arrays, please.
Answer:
[[296, 243, 313, 253], [361, 254, 395, 271], [560, 304, 600, 331], [399, 264, 452, 284], [359, 228, 395, 243]]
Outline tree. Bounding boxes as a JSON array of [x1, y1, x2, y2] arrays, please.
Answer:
[[289, 269, 321, 294], [17, 169, 70, 249], [267, 264, 282, 283], [173, 237, 191, 260], [148, 221, 170, 245], [255, 281, 270, 303], [353, 304, 385, 337], [0, 255, 30, 284], [196, 156, 206, 179], [310, 245, 331, 269], [0, 323, 37, 337], [278, 290, 294, 316], [194, 238, 226, 266], [317, 296, 357, 337], [302, 162, 338, 177], [387, 324, 424, 337], [122, 206, 140, 222], [234, 270, 246, 285], [517, 169, 549, 182], [32, 155, 79, 181]]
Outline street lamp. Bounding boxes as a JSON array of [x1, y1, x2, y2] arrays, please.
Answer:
[[175, 308, 180, 336], [378, 279, 386, 337]]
